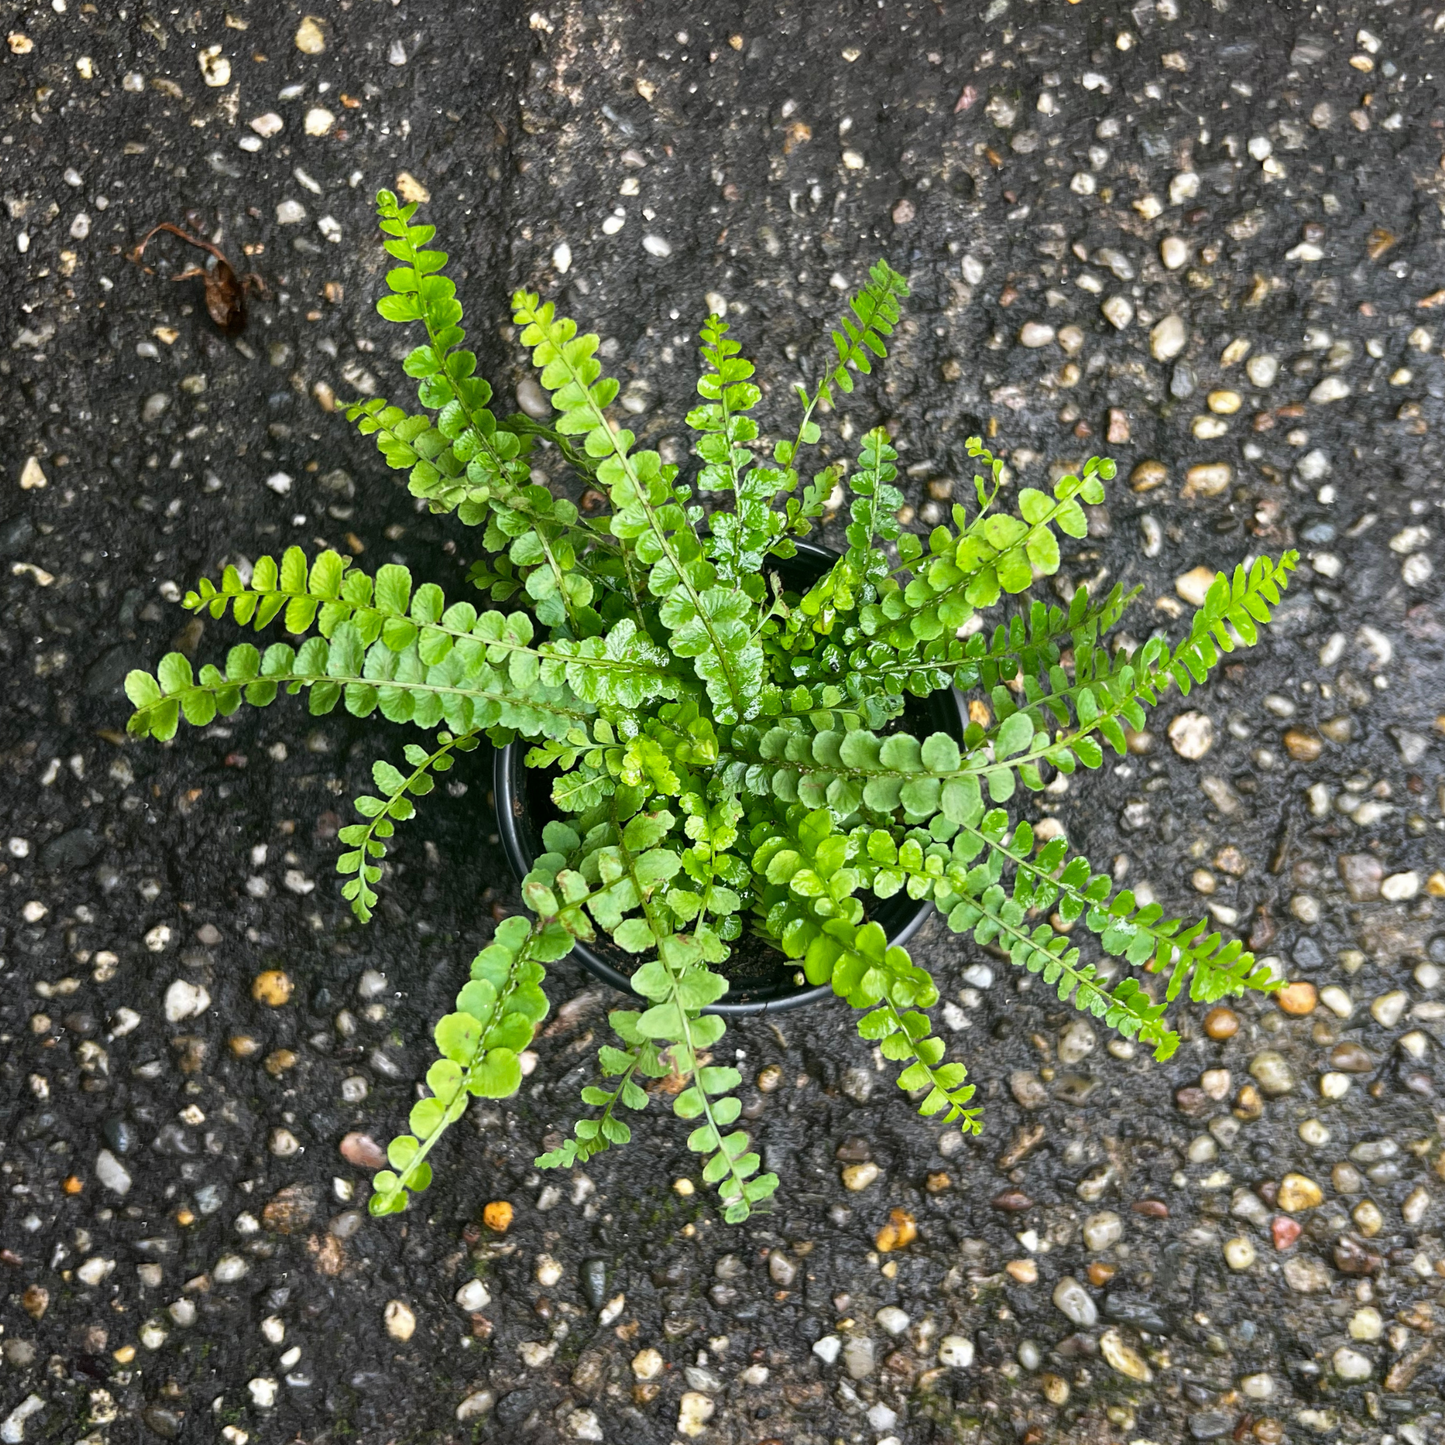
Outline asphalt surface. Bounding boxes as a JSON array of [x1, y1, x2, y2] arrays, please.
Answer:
[[2, 3, 1444, 1443]]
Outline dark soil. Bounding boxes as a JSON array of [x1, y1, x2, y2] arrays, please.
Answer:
[[2, 4, 1444, 1444]]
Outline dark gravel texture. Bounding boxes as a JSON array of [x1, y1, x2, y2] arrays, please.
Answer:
[[3, 3, 1445, 1443]]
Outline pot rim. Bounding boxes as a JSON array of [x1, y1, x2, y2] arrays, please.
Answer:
[[492, 540, 965, 1015]]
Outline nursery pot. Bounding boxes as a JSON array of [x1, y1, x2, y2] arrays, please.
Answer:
[[494, 540, 967, 1016]]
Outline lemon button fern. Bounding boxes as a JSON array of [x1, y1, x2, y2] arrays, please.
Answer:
[[124, 190, 1297, 1223]]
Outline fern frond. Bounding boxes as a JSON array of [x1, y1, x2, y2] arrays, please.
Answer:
[[338, 731, 479, 923]]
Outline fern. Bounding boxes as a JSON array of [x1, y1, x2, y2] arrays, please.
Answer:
[[125, 188, 1299, 1226]]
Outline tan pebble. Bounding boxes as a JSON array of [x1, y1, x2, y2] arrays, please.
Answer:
[[1277, 1173, 1324, 1211], [756, 1064, 783, 1092], [1204, 1007, 1240, 1041], [1175, 565, 1218, 606], [1207, 390, 1243, 414], [1276, 981, 1317, 1016], [1319, 715, 1353, 742], [1220, 338, 1252, 366], [1213, 845, 1247, 876], [1183, 464, 1231, 499], [229, 1034, 261, 1058], [1426, 870, 1445, 897], [19, 456, 47, 490], [251, 970, 293, 1006], [1353, 1199, 1383, 1237], [263, 1048, 296, 1078], [1129, 459, 1168, 493], [395, 171, 430, 204], [1100, 1327, 1153, 1382], [1283, 728, 1323, 761], [1005, 1258, 1038, 1283], [383, 1299, 416, 1341], [1106, 408, 1130, 444], [1041, 1372, 1070, 1405], [294, 15, 326, 53], [842, 1161, 879, 1191]]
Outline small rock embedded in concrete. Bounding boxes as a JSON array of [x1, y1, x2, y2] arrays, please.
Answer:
[[164, 980, 211, 1023], [1099, 1327, 1153, 1381], [294, 16, 326, 52], [339, 1132, 387, 1169], [1175, 566, 1218, 607], [1310, 375, 1351, 404], [1167, 711, 1214, 760], [1332, 1346, 1372, 1381], [1101, 295, 1133, 329], [938, 1335, 974, 1368], [1249, 1051, 1294, 1095], [250, 112, 283, 137], [251, 970, 293, 1006], [455, 1391, 495, 1422], [1130, 459, 1167, 493], [1277, 1174, 1324, 1211], [1150, 313, 1187, 361], [384, 1300, 416, 1341], [395, 172, 429, 203], [1184, 463, 1232, 498], [1052, 1276, 1097, 1326], [455, 1279, 490, 1312], [842, 1336, 875, 1379], [1018, 321, 1055, 348], [248, 1377, 278, 1408], [841, 1161, 879, 1191], [19, 456, 47, 490], [875, 1305, 910, 1335], [676, 1392, 714, 1437], [95, 1149, 132, 1195]]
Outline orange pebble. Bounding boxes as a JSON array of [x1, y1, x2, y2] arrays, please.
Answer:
[[1276, 981, 1317, 1016], [62, 1175, 83, 1195], [874, 1207, 917, 1253], [251, 970, 294, 1006], [483, 1200, 513, 1233]]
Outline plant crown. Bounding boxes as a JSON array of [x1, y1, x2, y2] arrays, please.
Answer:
[[126, 192, 1297, 1222]]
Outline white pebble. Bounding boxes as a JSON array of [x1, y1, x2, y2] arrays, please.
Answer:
[[384, 1300, 417, 1341], [875, 1306, 910, 1336], [455, 1278, 491, 1311], [1309, 376, 1351, 404], [304, 107, 335, 136], [552, 241, 572, 274], [1018, 321, 1055, 348], [1381, 871, 1419, 901], [1332, 1347, 1372, 1381], [276, 200, 307, 225], [248, 1378, 278, 1408], [250, 112, 284, 137], [812, 1335, 841, 1365], [938, 1334, 975, 1368], [214, 1254, 249, 1283], [164, 979, 210, 1022], [1150, 313, 1186, 361], [95, 1149, 132, 1195], [642, 234, 672, 258], [1101, 295, 1133, 330], [1371, 991, 1408, 1028]]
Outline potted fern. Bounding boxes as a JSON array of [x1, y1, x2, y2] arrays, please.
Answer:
[[125, 191, 1297, 1223]]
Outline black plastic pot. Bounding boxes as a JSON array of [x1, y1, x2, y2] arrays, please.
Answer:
[[494, 540, 967, 1015]]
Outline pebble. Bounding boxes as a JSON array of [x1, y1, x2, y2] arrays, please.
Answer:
[[1277, 1174, 1324, 1211], [1184, 463, 1232, 498], [1247, 354, 1280, 387], [1223, 1236, 1257, 1270], [1101, 296, 1133, 329], [275, 200, 307, 225], [1130, 459, 1168, 493], [1329, 1041, 1372, 1072], [516, 377, 550, 419], [1175, 566, 1218, 607], [843, 1336, 875, 1379], [1082, 1211, 1122, 1250], [642, 234, 672, 259], [251, 970, 293, 1006], [95, 1149, 132, 1195], [250, 112, 284, 138], [1207, 390, 1243, 415], [483, 1200, 514, 1232], [1018, 321, 1055, 348], [1276, 981, 1317, 1016], [1284, 1255, 1332, 1292], [1150, 313, 1186, 360], [1249, 1051, 1294, 1095], [304, 107, 335, 137], [1382, 871, 1419, 901], [1168, 712, 1214, 760], [248, 1377, 278, 1408], [1332, 1347, 1372, 1381], [1010, 1071, 1048, 1109], [632, 1347, 664, 1379], [938, 1335, 974, 1368], [582, 1257, 607, 1309], [1057, 1019, 1095, 1063], [456, 1391, 495, 1422], [294, 16, 326, 52], [1349, 1306, 1384, 1341], [214, 1254, 249, 1283], [841, 1162, 879, 1191], [1338, 854, 1382, 901], [163, 980, 210, 1023], [395, 172, 429, 203], [1160, 236, 1188, 269], [1283, 728, 1323, 762], [1371, 991, 1407, 1027], [1203, 1007, 1239, 1040], [340, 1132, 387, 1169], [1099, 1328, 1153, 1382], [384, 1300, 416, 1342], [874, 1208, 917, 1252], [875, 1306, 910, 1336], [769, 1251, 796, 1286], [811, 1335, 842, 1366], [455, 1279, 490, 1312], [1271, 1216, 1302, 1250], [1052, 1276, 1097, 1327], [1309, 376, 1351, 404]]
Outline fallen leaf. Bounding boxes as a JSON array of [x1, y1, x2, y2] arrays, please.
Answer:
[[127, 222, 262, 334]]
